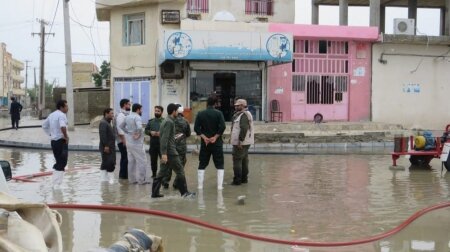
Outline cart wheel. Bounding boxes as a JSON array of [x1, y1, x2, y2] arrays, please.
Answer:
[[409, 155, 434, 166]]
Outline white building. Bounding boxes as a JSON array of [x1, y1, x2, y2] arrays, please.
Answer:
[[96, 0, 294, 122], [0, 43, 24, 106]]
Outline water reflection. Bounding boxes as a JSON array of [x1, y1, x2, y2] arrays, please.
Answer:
[[0, 147, 450, 251]]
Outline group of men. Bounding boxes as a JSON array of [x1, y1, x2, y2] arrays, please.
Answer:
[[41, 95, 254, 198]]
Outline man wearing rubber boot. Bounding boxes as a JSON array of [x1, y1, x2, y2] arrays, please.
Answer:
[[194, 95, 226, 190], [144, 106, 164, 178], [230, 99, 254, 185], [162, 104, 191, 189], [151, 103, 195, 198]]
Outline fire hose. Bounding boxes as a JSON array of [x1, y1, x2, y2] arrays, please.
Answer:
[[48, 202, 450, 247]]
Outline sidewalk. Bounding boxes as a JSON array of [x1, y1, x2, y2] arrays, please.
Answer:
[[0, 116, 412, 153]]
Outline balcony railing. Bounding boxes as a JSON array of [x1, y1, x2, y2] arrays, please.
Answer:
[[245, 0, 273, 16], [187, 0, 209, 13]]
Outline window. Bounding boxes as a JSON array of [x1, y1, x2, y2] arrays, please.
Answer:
[[245, 0, 273, 16], [187, 0, 209, 13], [123, 13, 145, 46]]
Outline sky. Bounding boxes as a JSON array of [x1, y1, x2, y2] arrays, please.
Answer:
[[0, 0, 441, 89]]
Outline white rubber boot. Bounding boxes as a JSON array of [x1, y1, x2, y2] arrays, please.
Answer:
[[217, 169, 224, 190], [108, 172, 115, 184], [53, 171, 64, 190], [197, 170, 205, 190], [100, 170, 108, 182]]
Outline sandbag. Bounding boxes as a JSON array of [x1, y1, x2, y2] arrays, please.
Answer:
[[0, 192, 63, 252]]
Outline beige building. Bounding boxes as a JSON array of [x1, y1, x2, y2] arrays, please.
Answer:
[[96, 0, 294, 122], [0, 43, 24, 106], [372, 35, 450, 130], [72, 62, 99, 88]]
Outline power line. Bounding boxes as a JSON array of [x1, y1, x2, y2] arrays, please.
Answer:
[[45, 50, 109, 56], [45, 0, 60, 46]]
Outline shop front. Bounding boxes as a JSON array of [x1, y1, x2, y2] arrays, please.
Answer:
[[161, 30, 292, 121]]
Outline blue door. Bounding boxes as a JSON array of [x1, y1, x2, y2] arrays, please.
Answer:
[[114, 80, 151, 122]]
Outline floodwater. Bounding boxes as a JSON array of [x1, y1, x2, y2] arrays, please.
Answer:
[[1, 147, 450, 251]]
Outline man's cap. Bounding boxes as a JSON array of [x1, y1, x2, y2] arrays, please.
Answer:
[[234, 99, 247, 106], [176, 104, 184, 113]]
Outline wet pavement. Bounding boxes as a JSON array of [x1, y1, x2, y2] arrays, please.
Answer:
[[1, 146, 450, 251]]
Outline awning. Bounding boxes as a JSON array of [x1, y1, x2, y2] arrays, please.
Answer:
[[160, 30, 293, 64]]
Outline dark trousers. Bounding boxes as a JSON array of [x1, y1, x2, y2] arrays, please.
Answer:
[[51, 139, 68, 171], [198, 142, 224, 170], [153, 154, 188, 196], [232, 145, 250, 183], [149, 144, 161, 177], [11, 116, 19, 129], [163, 151, 187, 186], [117, 142, 128, 179], [100, 147, 116, 172]]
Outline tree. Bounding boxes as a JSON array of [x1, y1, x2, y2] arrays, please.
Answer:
[[93, 61, 111, 87], [27, 80, 54, 105]]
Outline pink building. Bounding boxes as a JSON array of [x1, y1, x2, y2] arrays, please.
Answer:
[[268, 24, 379, 122]]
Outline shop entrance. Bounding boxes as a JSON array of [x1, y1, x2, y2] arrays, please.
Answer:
[[214, 72, 236, 121]]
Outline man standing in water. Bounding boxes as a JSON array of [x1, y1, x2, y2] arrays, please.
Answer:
[[194, 95, 226, 190], [42, 100, 69, 190], [99, 108, 116, 184], [230, 99, 254, 185], [151, 103, 195, 198], [114, 99, 131, 180], [144, 106, 164, 178], [120, 103, 149, 185]]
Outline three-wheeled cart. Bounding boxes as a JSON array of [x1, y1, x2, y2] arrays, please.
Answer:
[[391, 124, 450, 171]]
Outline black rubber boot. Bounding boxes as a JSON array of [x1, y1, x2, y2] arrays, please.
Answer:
[[151, 178, 164, 198], [176, 177, 195, 198]]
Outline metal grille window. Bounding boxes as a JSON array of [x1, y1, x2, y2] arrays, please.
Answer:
[[245, 0, 273, 16], [123, 13, 145, 46], [187, 0, 209, 13], [293, 75, 348, 104]]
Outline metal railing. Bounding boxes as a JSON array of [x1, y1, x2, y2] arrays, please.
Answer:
[[186, 0, 209, 13]]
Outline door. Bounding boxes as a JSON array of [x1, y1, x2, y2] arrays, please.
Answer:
[[291, 75, 348, 121], [213, 72, 236, 121], [113, 79, 151, 122]]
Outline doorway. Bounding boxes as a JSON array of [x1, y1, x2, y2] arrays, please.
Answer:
[[214, 72, 236, 121]]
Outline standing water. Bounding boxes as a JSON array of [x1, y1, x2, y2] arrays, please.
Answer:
[[1, 146, 450, 251]]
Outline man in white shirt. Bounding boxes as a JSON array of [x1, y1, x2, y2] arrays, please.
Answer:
[[42, 100, 69, 190], [114, 99, 131, 179], [120, 103, 149, 184]]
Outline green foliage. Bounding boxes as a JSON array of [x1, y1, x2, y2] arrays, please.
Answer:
[[26, 80, 54, 104], [93, 61, 111, 87]]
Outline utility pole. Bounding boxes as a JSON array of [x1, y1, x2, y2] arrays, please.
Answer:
[[63, 0, 74, 129], [32, 19, 54, 119], [33, 67, 37, 106], [24, 60, 31, 108]]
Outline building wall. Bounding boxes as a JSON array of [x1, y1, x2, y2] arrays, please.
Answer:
[[372, 43, 450, 129], [102, 0, 294, 114], [72, 62, 98, 88], [348, 41, 372, 121]]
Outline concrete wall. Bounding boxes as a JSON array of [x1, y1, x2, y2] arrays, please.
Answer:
[[372, 43, 450, 129], [72, 62, 98, 88], [53, 88, 110, 124]]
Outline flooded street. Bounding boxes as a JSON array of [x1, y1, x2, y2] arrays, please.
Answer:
[[1, 146, 450, 251]]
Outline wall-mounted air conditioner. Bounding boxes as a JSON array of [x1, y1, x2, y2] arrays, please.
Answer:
[[187, 13, 201, 20], [161, 61, 183, 79], [393, 18, 415, 35]]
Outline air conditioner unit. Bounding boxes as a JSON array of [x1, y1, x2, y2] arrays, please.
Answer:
[[393, 18, 415, 35], [161, 61, 183, 79], [187, 13, 202, 20], [256, 16, 268, 23]]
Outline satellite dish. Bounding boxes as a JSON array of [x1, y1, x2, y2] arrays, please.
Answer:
[[212, 11, 236, 21]]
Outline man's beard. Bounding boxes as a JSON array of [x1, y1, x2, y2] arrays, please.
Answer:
[[154, 113, 161, 118], [125, 108, 131, 111]]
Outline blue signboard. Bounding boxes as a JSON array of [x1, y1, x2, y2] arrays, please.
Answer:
[[162, 30, 292, 62]]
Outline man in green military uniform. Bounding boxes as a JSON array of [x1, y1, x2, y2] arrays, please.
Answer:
[[194, 95, 226, 190], [144, 106, 164, 178], [163, 104, 191, 189], [151, 103, 195, 198]]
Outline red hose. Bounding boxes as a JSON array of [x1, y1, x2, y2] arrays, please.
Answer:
[[47, 201, 450, 247], [12, 167, 91, 182]]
